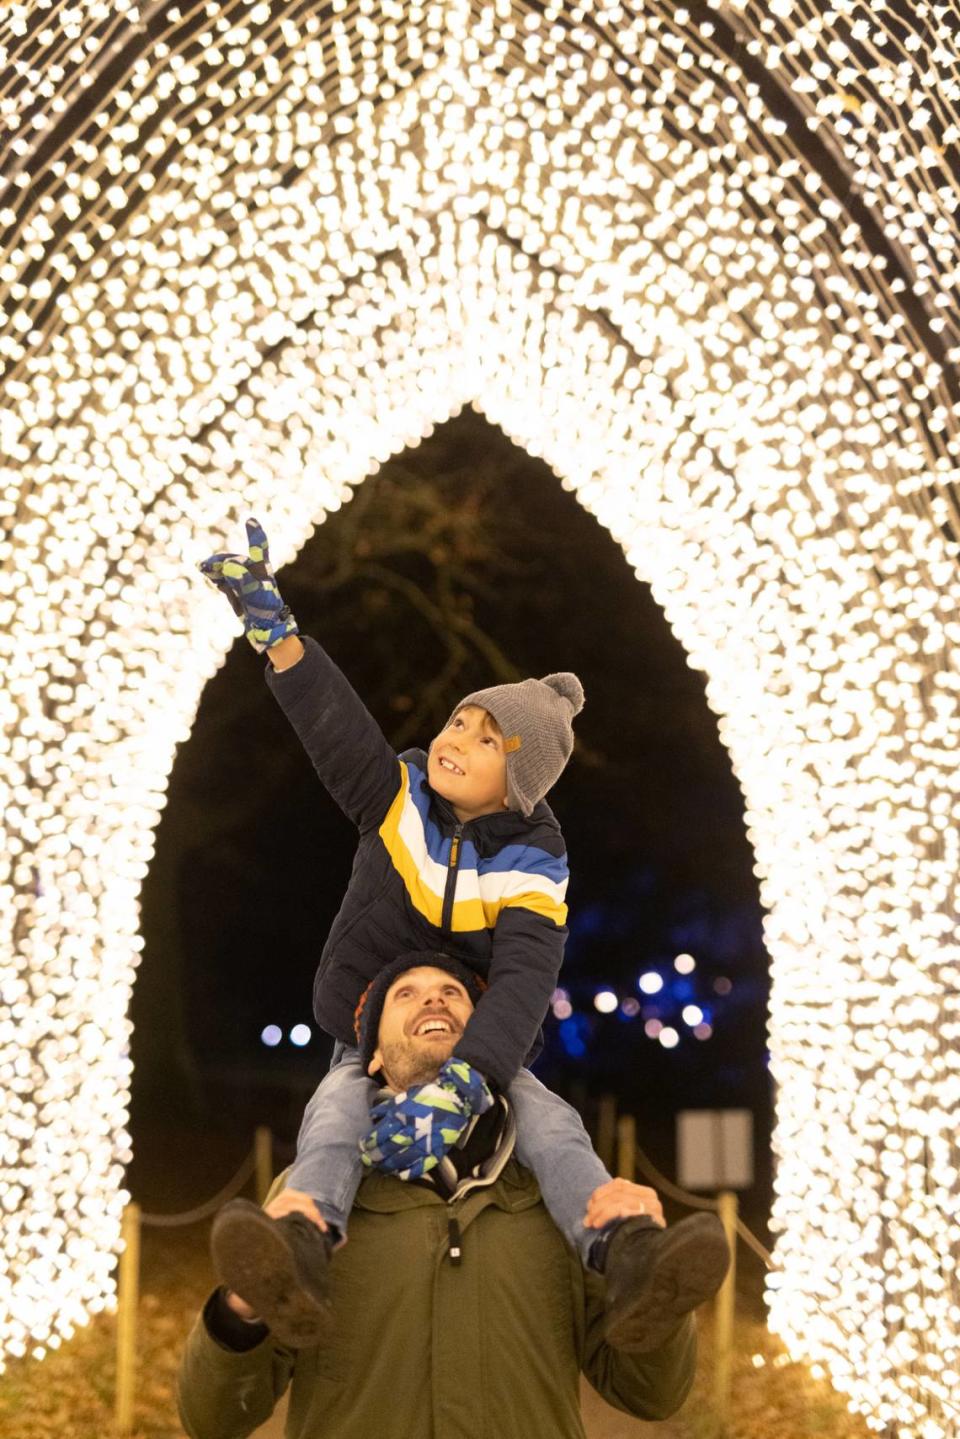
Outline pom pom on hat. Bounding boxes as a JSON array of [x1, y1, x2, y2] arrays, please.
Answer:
[[541, 672, 585, 716]]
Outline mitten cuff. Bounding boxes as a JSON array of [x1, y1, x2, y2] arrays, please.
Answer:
[[438, 1058, 494, 1117], [246, 606, 300, 654]]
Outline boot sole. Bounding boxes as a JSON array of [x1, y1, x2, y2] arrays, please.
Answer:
[[210, 1204, 332, 1349], [604, 1213, 731, 1354]]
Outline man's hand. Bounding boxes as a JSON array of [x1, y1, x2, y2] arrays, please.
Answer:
[[222, 1188, 326, 1320], [359, 1059, 493, 1179], [584, 1178, 665, 1230], [198, 517, 301, 655]]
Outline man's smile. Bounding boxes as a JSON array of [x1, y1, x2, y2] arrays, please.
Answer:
[[410, 1013, 460, 1038]]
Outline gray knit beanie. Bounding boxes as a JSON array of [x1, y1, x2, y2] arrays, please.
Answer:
[[443, 672, 585, 817]]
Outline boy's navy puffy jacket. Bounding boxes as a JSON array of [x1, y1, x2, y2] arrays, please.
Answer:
[[266, 637, 570, 1090]]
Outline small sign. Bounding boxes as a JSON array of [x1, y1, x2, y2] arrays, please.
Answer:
[[677, 1109, 754, 1191]]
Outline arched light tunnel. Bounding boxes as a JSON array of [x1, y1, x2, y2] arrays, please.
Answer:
[[1, 2, 959, 1433]]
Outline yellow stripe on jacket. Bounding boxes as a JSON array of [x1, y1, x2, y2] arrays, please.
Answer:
[[379, 762, 568, 933]]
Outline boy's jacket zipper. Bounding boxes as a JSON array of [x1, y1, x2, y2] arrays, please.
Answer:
[[441, 822, 464, 933]]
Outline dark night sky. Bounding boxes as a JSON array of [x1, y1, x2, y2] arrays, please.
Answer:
[[134, 408, 771, 1181]]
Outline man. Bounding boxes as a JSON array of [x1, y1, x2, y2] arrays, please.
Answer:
[[177, 958, 705, 1439]]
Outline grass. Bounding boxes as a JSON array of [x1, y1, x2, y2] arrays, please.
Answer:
[[665, 1312, 876, 1439], [0, 1226, 209, 1439]]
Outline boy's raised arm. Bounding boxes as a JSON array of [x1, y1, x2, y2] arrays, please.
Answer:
[[199, 518, 400, 833], [265, 634, 400, 833]]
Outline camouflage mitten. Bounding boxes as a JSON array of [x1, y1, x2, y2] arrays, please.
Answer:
[[359, 1059, 494, 1180], [199, 517, 299, 653]]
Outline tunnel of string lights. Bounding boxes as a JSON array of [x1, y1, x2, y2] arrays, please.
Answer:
[[2, 0, 960, 1431]]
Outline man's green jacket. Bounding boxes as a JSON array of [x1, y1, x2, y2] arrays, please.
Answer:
[[178, 1159, 696, 1439]]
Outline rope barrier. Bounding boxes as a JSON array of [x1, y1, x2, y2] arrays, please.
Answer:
[[630, 1143, 721, 1212], [631, 1138, 776, 1268], [115, 1127, 274, 1436], [732, 1217, 774, 1270], [138, 1149, 258, 1228]]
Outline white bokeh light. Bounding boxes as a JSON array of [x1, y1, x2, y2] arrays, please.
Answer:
[[1, 2, 959, 1431]]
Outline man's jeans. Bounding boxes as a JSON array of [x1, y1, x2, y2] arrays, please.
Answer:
[[287, 1046, 612, 1264]]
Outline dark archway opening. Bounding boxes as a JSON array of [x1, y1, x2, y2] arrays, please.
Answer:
[[131, 407, 770, 1232]]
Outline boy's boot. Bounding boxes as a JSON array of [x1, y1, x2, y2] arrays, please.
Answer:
[[601, 1211, 730, 1353], [210, 1198, 334, 1349]]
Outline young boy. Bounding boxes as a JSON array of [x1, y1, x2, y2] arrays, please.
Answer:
[[199, 519, 729, 1351]]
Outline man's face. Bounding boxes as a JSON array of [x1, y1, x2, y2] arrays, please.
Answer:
[[427, 705, 509, 821], [369, 966, 476, 1089]]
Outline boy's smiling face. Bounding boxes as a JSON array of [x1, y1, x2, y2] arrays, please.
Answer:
[[427, 704, 509, 821]]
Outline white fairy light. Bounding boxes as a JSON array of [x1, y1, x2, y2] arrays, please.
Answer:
[[1, 2, 959, 1432]]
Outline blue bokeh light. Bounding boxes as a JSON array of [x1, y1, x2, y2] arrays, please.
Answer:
[[559, 1013, 590, 1058]]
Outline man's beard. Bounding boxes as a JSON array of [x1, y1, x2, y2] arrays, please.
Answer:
[[377, 1038, 454, 1091]]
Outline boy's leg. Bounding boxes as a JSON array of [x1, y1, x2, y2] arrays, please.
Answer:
[[287, 1046, 376, 1241], [509, 1070, 730, 1353], [209, 1046, 375, 1347], [509, 1067, 612, 1266]]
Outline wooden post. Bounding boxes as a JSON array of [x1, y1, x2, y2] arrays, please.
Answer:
[[713, 1190, 738, 1432], [115, 1201, 140, 1436], [596, 1093, 617, 1173], [569, 1079, 587, 1120], [255, 1125, 273, 1205], [616, 1113, 636, 1181]]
